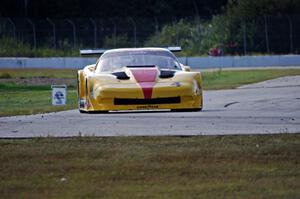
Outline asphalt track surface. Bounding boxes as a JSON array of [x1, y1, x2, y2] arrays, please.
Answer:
[[1, 76, 300, 138]]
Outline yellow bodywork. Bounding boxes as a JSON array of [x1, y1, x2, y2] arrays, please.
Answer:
[[78, 65, 203, 112]]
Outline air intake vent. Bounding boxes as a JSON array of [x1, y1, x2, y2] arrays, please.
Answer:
[[112, 72, 130, 80], [159, 70, 176, 78]]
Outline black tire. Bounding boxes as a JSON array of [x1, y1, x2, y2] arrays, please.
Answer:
[[79, 109, 88, 113], [88, 110, 109, 114], [171, 108, 202, 112], [79, 109, 108, 114]]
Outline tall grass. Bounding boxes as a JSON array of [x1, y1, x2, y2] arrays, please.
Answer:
[[0, 37, 78, 57]]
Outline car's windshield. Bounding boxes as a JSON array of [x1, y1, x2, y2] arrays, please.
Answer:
[[96, 50, 181, 72]]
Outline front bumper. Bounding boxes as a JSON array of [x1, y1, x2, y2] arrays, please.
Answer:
[[80, 82, 202, 111], [80, 95, 202, 111]]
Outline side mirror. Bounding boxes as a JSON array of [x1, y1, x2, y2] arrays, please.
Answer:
[[182, 65, 191, 72]]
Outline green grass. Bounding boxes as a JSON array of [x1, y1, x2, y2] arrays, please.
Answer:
[[0, 83, 53, 91], [0, 69, 78, 116], [0, 134, 299, 198], [202, 68, 300, 90], [0, 68, 300, 116], [0, 90, 77, 116]]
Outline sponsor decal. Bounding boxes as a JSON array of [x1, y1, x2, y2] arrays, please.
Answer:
[[136, 105, 159, 109], [171, 82, 182, 87], [54, 91, 64, 104]]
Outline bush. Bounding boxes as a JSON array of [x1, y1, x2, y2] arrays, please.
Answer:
[[144, 18, 228, 56], [145, 19, 202, 56], [145, 0, 300, 55], [103, 34, 132, 48], [0, 37, 78, 57]]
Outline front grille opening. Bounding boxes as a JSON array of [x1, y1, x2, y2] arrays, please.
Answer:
[[114, 97, 180, 105]]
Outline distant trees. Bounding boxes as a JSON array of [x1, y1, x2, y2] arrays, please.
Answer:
[[145, 0, 300, 55], [1, 0, 300, 55]]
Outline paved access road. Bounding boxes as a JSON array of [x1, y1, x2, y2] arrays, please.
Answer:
[[1, 76, 300, 138]]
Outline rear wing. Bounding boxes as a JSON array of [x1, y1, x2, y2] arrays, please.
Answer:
[[79, 46, 182, 56], [166, 46, 182, 52], [80, 49, 106, 56]]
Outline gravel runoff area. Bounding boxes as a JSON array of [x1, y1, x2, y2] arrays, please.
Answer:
[[1, 76, 300, 138]]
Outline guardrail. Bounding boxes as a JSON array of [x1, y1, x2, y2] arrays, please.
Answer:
[[178, 55, 300, 68], [0, 57, 97, 69], [0, 55, 300, 69]]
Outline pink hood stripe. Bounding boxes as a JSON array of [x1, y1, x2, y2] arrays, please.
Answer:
[[130, 68, 157, 99]]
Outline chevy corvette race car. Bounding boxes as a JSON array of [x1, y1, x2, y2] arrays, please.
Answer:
[[77, 47, 203, 113]]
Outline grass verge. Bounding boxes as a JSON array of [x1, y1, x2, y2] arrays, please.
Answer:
[[0, 90, 77, 116], [0, 68, 300, 116], [202, 68, 300, 90], [0, 134, 299, 198]]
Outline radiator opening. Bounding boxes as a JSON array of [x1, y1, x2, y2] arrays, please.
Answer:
[[114, 97, 180, 105]]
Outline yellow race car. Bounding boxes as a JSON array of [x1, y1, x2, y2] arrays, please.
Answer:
[[77, 47, 203, 113]]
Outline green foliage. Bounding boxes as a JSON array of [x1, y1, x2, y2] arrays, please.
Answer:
[[103, 34, 132, 48], [146, 0, 300, 55], [0, 37, 31, 56], [145, 19, 204, 56], [0, 37, 78, 57], [198, 16, 230, 54], [145, 17, 232, 55], [202, 0, 300, 54]]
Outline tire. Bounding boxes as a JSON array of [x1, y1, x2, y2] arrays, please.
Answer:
[[88, 110, 109, 114], [79, 109, 108, 114], [171, 108, 202, 112], [79, 109, 88, 113]]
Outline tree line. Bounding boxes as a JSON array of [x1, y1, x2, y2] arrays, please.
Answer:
[[146, 0, 300, 55], [1, 0, 300, 56]]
